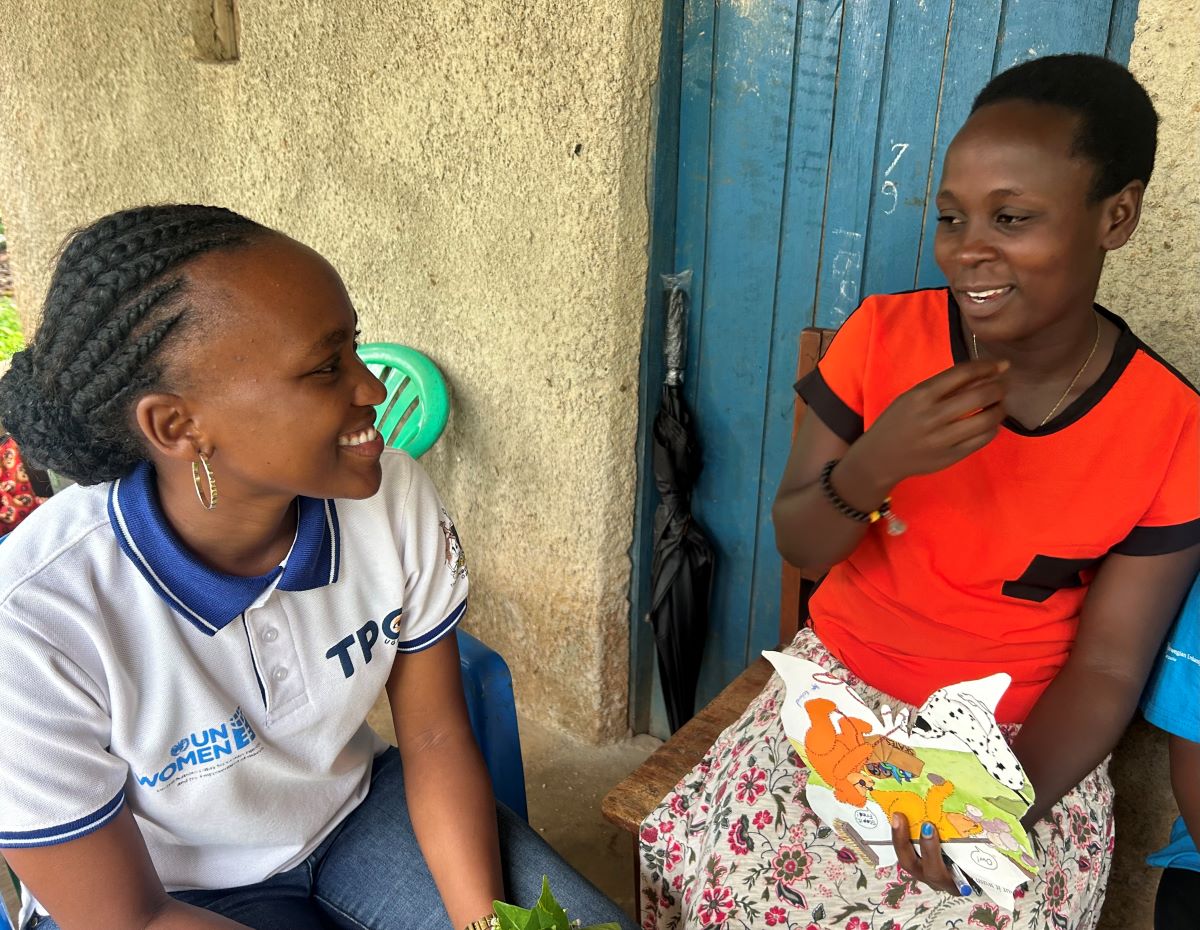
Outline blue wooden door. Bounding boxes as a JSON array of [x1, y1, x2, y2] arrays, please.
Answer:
[[630, 0, 1139, 736]]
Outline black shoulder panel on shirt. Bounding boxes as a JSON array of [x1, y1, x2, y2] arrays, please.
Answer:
[[1112, 519, 1200, 557], [1130, 339, 1200, 397], [795, 369, 864, 445]]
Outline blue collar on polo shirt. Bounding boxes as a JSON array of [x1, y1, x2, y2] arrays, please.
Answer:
[[107, 461, 341, 636]]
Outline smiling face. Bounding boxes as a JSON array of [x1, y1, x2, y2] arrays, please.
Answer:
[[170, 233, 387, 504], [933, 100, 1136, 343]]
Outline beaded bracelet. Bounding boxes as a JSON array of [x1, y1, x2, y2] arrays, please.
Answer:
[[819, 459, 907, 536]]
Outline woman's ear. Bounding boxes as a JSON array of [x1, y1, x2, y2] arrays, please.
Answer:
[[1099, 180, 1145, 252], [134, 393, 206, 461]]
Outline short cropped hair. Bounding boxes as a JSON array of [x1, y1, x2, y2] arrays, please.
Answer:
[[971, 53, 1158, 201]]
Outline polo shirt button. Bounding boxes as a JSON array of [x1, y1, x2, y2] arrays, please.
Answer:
[[271, 666, 289, 682], [262, 627, 279, 643]]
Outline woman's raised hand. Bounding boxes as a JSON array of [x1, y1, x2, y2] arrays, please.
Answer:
[[774, 357, 1008, 575], [848, 359, 1008, 489]]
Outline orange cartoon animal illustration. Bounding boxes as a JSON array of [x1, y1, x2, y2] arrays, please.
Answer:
[[803, 697, 877, 806], [832, 774, 983, 867], [872, 774, 982, 841]]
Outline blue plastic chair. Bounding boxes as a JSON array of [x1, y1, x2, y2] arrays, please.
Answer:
[[457, 632, 529, 821], [1, 868, 13, 930], [356, 343, 528, 820]]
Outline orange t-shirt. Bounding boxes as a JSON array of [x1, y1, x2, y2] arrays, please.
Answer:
[[797, 289, 1200, 723]]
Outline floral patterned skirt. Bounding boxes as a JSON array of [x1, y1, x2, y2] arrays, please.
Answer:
[[638, 629, 1114, 930]]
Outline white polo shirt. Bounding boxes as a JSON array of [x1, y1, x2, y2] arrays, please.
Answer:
[[0, 449, 468, 913]]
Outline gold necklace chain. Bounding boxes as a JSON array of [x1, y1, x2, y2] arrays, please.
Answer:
[[972, 313, 1102, 428]]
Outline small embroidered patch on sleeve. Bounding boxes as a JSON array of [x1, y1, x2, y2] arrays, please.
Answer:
[[439, 509, 467, 582]]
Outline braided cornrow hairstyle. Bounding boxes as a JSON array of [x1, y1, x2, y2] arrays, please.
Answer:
[[0, 204, 268, 484]]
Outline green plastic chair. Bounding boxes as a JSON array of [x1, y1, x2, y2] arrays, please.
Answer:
[[357, 343, 449, 458]]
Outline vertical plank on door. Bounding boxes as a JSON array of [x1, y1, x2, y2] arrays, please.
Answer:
[[812, 0, 892, 328], [994, 0, 1114, 71], [675, 0, 719, 377], [858, 0, 953, 300], [745, 0, 845, 661], [914, 0, 1005, 288], [1106, 0, 1139, 60], [687, 0, 801, 707]]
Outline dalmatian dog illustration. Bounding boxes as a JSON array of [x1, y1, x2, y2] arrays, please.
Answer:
[[911, 688, 1030, 803]]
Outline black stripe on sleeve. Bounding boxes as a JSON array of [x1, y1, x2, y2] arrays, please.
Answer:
[[1111, 518, 1200, 556], [795, 369, 864, 444]]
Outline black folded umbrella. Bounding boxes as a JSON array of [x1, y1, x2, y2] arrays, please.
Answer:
[[649, 278, 714, 733]]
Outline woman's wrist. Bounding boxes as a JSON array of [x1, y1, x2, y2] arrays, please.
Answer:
[[829, 446, 898, 512], [820, 459, 908, 536], [464, 915, 497, 930]]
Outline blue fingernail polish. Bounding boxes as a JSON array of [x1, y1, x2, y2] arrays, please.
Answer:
[[921, 822, 934, 838]]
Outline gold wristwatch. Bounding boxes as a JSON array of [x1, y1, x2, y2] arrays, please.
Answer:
[[464, 917, 497, 930]]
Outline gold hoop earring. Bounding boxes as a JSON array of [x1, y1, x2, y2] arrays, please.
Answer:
[[192, 452, 218, 511]]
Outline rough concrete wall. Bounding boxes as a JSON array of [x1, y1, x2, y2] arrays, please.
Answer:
[[0, 0, 660, 741], [1099, 0, 1200, 383], [1094, 4, 1199, 927]]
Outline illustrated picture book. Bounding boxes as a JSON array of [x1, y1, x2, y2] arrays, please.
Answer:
[[764, 651, 1038, 910]]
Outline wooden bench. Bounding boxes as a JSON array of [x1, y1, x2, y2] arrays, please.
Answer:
[[601, 327, 1173, 929]]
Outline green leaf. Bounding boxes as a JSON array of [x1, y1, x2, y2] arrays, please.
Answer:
[[494, 877, 619, 930], [492, 901, 528, 930], [0, 295, 25, 363], [493, 900, 535, 930], [492, 901, 559, 930], [536, 876, 571, 929]]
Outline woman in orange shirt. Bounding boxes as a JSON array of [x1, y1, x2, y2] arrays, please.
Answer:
[[640, 53, 1199, 930]]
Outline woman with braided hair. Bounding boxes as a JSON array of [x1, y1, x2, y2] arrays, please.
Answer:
[[0, 205, 635, 930]]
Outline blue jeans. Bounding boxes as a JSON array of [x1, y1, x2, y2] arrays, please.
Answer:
[[28, 748, 634, 930]]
